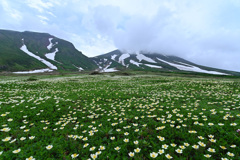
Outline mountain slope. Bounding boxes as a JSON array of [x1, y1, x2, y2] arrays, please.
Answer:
[[91, 50, 240, 76], [0, 29, 97, 72]]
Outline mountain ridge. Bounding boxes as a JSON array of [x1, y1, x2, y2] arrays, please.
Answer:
[[0, 29, 239, 76], [91, 50, 240, 76]]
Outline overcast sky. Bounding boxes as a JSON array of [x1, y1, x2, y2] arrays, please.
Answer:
[[1, 0, 240, 72]]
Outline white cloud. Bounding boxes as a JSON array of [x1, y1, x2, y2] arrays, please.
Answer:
[[38, 15, 49, 25], [69, 33, 116, 57], [0, 0, 22, 21], [47, 11, 56, 17], [25, 0, 54, 12], [0, 0, 240, 71]]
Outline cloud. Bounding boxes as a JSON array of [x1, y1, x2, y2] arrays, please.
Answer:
[[0, 0, 22, 21], [24, 0, 54, 12], [81, 0, 240, 71], [0, 0, 240, 71], [38, 15, 49, 25], [69, 33, 116, 57]]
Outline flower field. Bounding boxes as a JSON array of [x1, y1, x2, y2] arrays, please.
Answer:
[[0, 75, 239, 159]]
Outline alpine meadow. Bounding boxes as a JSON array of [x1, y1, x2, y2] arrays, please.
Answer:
[[1, 0, 240, 160], [0, 74, 239, 159]]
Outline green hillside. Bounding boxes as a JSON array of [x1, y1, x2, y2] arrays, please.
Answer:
[[0, 30, 97, 72]]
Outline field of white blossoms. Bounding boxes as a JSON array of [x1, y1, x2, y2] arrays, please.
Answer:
[[0, 74, 239, 160]]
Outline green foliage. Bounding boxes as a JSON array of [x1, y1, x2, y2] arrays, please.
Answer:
[[26, 76, 38, 81], [0, 74, 239, 159]]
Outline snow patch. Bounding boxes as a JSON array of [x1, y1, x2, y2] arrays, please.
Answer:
[[119, 53, 130, 66], [20, 44, 57, 70], [174, 61, 193, 67], [45, 48, 58, 61], [73, 64, 84, 71], [103, 68, 119, 72], [47, 38, 54, 50], [157, 58, 228, 75], [13, 68, 53, 74], [136, 53, 156, 63], [111, 54, 117, 61], [144, 64, 162, 69], [130, 60, 142, 67], [100, 62, 118, 72]]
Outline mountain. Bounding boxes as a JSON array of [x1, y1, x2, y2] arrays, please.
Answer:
[[0, 29, 97, 72], [0, 29, 239, 76], [91, 50, 240, 76]]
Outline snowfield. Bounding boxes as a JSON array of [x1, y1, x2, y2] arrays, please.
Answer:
[[100, 62, 119, 72], [136, 53, 156, 63], [130, 60, 142, 67], [102, 68, 119, 72], [118, 53, 130, 66], [13, 68, 53, 74], [157, 58, 228, 75], [144, 64, 162, 68], [45, 48, 59, 61], [47, 38, 54, 50], [111, 54, 117, 61], [20, 44, 57, 70]]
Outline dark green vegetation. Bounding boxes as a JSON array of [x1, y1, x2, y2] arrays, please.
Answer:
[[0, 29, 97, 72], [0, 74, 239, 159]]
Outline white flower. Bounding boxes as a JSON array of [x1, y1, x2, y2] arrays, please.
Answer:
[[175, 149, 182, 154], [128, 152, 135, 157], [114, 146, 120, 151], [26, 156, 36, 160], [2, 137, 11, 142], [13, 148, 21, 154], [71, 153, 79, 159], [90, 153, 98, 160], [165, 154, 173, 159], [20, 137, 26, 141], [99, 145, 105, 150], [0, 127, 11, 132], [227, 152, 234, 157], [150, 152, 158, 158], [46, 145, 53, 150], [134, 148, 141, 153], [158, 149, 164, 155]]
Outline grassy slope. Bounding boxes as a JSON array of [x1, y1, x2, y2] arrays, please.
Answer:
[[0, 30, 98, 72], [0, 30, 47, 71]]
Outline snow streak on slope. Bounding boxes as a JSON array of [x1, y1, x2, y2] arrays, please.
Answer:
[[136, 53, 156, 63], [157, 58, 228, 75], [100, 62, 118, 72], [73, 64, 84, 71], [119, 53, 130, 66], [13, 69, 53, 74], [144, 64, 162, 68], [103, 68, 119, 72], [45, 48, 58, 61], [47, 38, 54, 50], [111, 54, 117, 61], [130, 60, 142, 67], [20, 44, 57, 70]]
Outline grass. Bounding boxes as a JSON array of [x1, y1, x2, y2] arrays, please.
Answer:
[[0, 74, 239, 159]]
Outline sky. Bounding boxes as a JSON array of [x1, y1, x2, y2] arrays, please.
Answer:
[[0, 0, 240, 72]]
